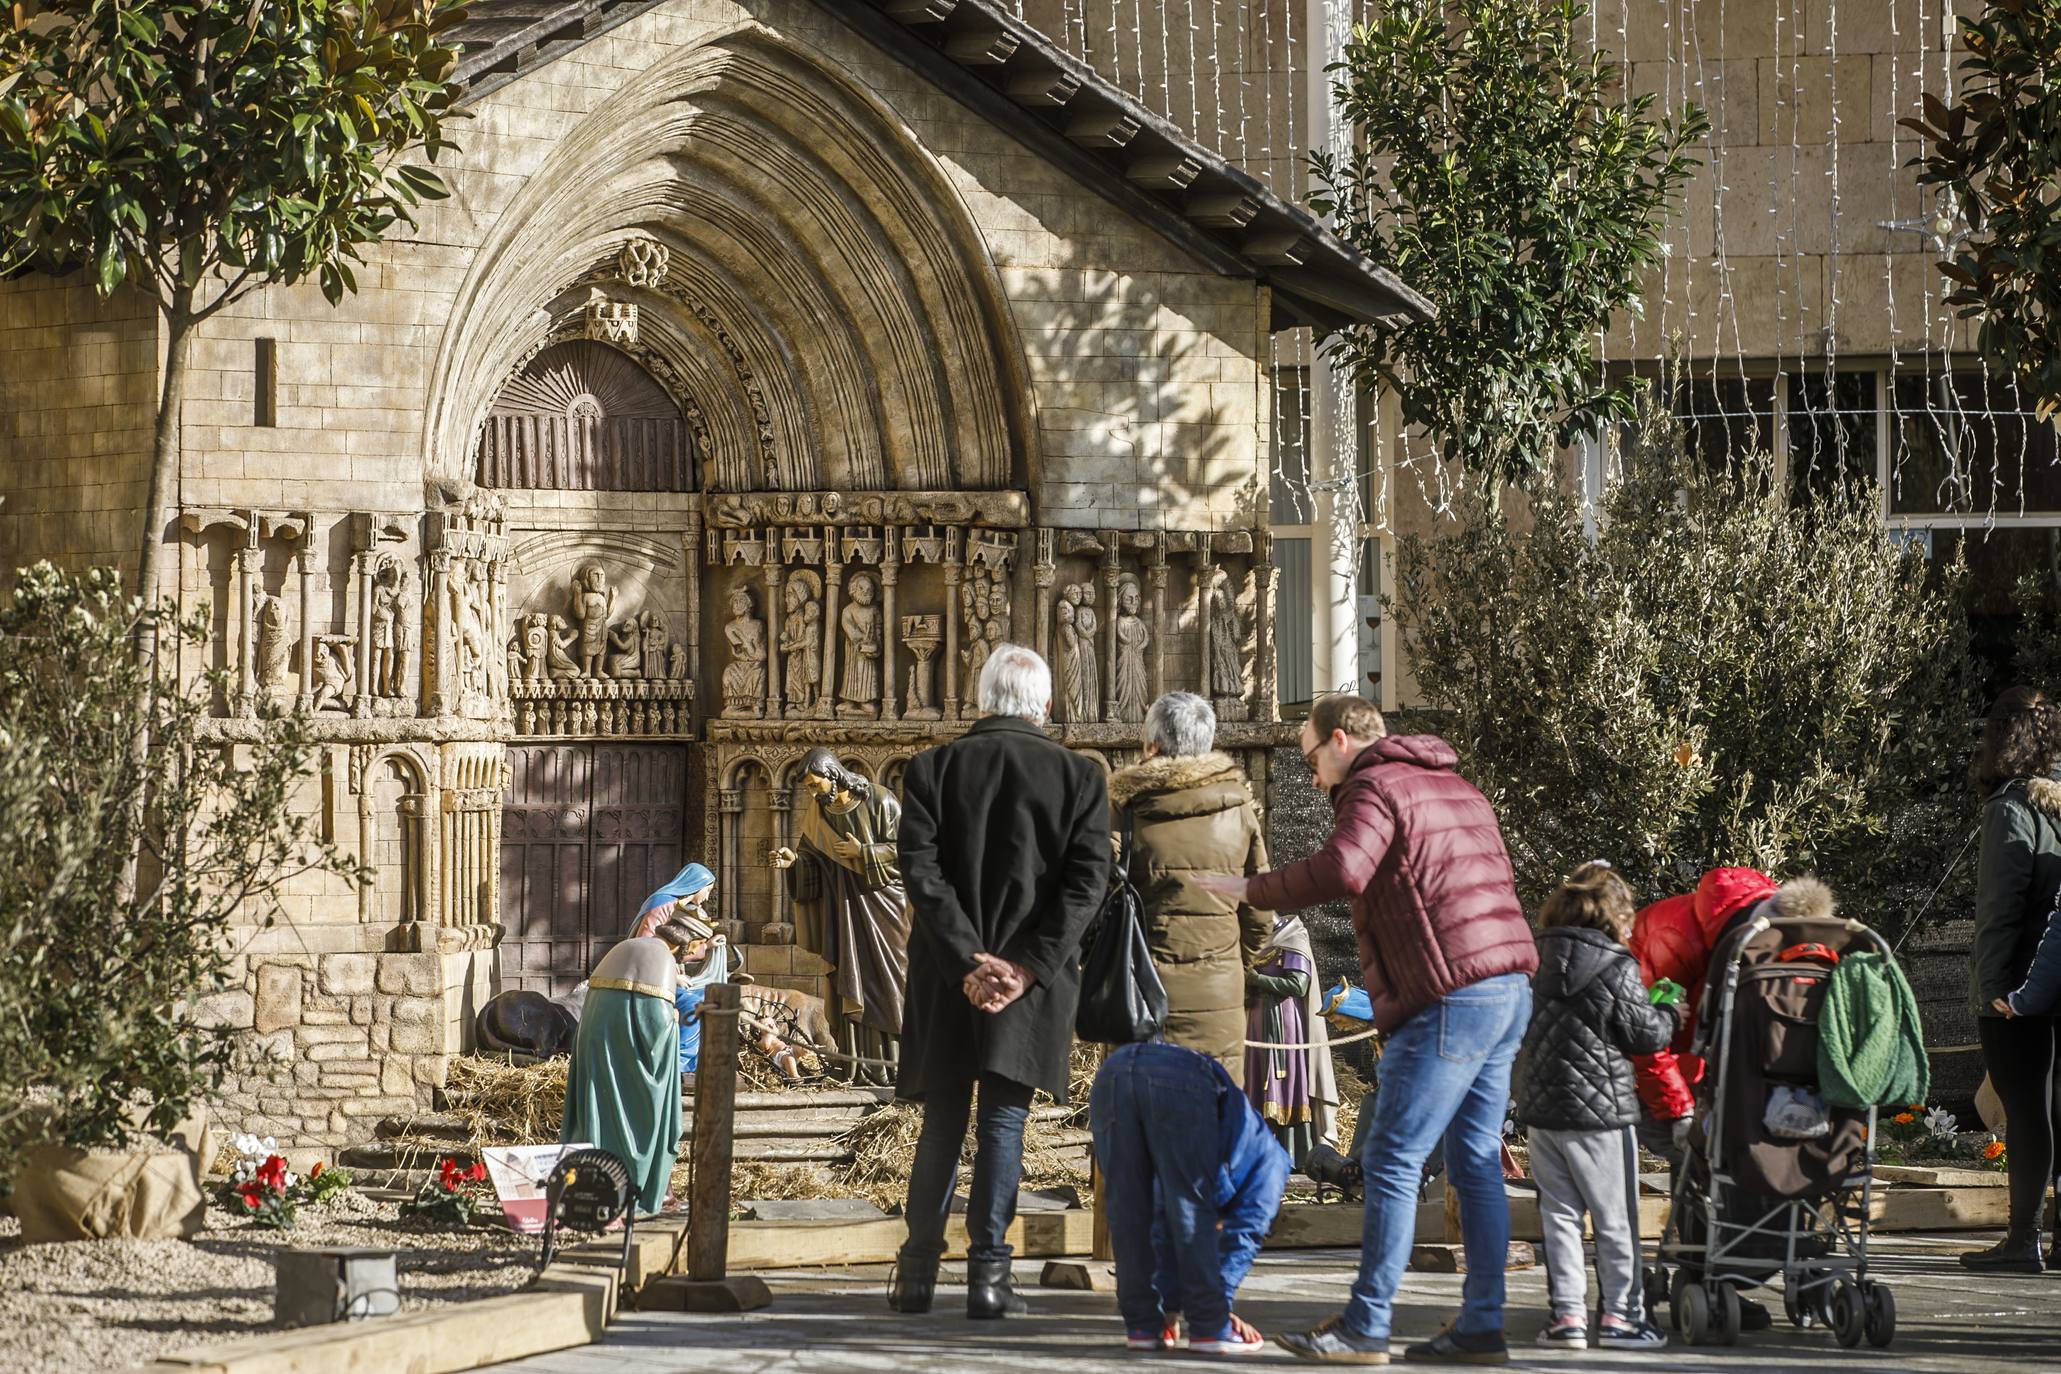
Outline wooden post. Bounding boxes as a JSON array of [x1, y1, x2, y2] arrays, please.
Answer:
[[649, 982, 772, 1312], [687, 982, 741, 1280]]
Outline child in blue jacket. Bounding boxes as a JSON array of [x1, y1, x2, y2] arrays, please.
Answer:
[[1090, 1041, 1290, 1356], [1996, 894, 2061, 1017]]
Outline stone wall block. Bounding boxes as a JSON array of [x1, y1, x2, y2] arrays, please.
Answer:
[[253, 964, 303, 1033], [388, 997, 441, 1053], [381, 1056, 416, 1097], [302, 1009, 351, 1026], [304, 1042, 371, 1062], [296, 1022, 371, 1046], [194, 989, 255, 1030], [377, 953, 443, 996], [350, 997, 373, 1027], [412, 1055, 450, 1088], [338, 1095, 418, 1118], [319, 953, 377, 996]]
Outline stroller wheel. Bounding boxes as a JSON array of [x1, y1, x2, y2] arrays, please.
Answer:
[[1829, 1279, 1866, 1349], [1711, 1283, 1742, 1346], [1669, 1268, 1692, 1335], [1861, 1281, 1896, 1349], [1679, 1282, 1711, 1345]]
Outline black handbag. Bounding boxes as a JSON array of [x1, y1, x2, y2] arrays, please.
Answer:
[[1074, 806, 1168, 1044]]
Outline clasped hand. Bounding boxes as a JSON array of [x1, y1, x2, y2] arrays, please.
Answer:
[[962, 952, 1032, 1013]]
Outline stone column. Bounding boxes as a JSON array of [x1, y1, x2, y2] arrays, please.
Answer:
[[1032, 528, 1055, 663], [1101, 541, 1122, 722], [764, 559, 786, 721], [1196, 535, 1216, 698], [769, 786, 793, 933], [235, 539, 259, 717], [295, 538, 316, 713], [1256, 531, 1281, 722], [880, 530, 900, 723], [1147, 538, 1168, 703], [818, 535, 843, 720], [942, 528, 963, 719], [718, 786, 743, 930], [682, 511, 703, 689]]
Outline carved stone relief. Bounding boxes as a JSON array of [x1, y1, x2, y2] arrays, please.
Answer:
[[505, 553, 692, 738], [583, 288, 637, 346], [252, 594, 289, 699], [780, 569, 823, 715], [722, 585, 767, 719], [1208, 565, 1250, 722], [427, 494, 510, 722], [838, 571, 883, 718], [901, 614, 942, 720], [1111, 575, 1150, 725], [616, 235, 670, 288], [1056, 581, 1102, 725]]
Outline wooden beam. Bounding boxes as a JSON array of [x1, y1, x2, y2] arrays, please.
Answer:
[[686, 983, 742, 1281]]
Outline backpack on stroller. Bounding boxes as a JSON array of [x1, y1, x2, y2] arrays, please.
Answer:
[[1644, 888, 1901, 1350]]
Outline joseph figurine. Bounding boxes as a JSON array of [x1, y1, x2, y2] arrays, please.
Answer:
[[771, 749, 909, 1083]]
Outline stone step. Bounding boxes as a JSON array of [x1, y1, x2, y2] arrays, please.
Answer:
[[342, 1132, 856, 1178], [679, 1086, 896, 1110]]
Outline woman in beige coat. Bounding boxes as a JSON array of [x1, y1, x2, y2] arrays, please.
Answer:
[[1106, 692, 1272, 1083]]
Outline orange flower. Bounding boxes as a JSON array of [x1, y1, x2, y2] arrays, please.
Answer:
[[1984, 1140, 2006, 1161], [310, 1161, 325, 1178], [1892, 1112, 1915, 1125]]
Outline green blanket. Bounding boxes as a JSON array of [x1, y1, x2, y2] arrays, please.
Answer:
[[1817, 951, 1928, 1110]]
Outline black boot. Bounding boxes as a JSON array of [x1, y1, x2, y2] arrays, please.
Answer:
[[887, 1252, 938, 1313], [966, 1257, 1028, 1319], [1960, 1234, 2043, 1273]]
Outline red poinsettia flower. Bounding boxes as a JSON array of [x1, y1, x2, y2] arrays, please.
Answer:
[[438, 1156, 463, 1191], [239, 1186, 261, 1209], [467, 1162, 488, 1183], [256, 1154, 288, 1191]]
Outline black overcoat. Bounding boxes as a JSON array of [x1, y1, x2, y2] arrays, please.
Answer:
[[895, 715, 1110, 1101]]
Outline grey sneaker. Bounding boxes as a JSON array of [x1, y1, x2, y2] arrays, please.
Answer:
[[1595, 1316, 1668, 1349], [1275, 1315, 1392, 1364], [1402, 1322, 1509, 1364]]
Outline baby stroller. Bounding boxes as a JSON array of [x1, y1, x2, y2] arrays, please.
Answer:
[[1644, 897, 1900, 1349]]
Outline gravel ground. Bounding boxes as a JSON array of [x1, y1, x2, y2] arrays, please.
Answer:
[[0, 1189, 539, 1374]]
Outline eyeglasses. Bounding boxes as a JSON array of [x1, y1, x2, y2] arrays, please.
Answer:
[[1302, 737, 1325, 768]]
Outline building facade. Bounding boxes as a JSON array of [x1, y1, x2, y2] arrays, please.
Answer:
[[0, 0, 1425, 1146]]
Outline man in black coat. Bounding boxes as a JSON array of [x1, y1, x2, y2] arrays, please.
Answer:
[[890, 643, 1110, 1319]]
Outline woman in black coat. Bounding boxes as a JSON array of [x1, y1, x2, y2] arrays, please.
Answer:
[[1963, 686, 2061, 1273]]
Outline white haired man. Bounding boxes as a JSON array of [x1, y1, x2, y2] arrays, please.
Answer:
[[890, 644, 1111, 1319]]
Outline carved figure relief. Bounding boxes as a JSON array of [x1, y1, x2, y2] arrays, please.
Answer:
[[616, 236, 670, 288], [583, 288, 637, 346], [781, 570, 823, 715], [1111, 576, 1149, 725], [722, 586, 768, 718], [902, 613, 942, 720], [311, 635, 357, 713], [252, 594, 289, 697], [838, 572, 882, 718], [573, 562, 614, 678], [447, 560, 494, 703], [367, 555, 415, 700], [1209, 567, 1246, 702], [1060, 582, 1101, 724]]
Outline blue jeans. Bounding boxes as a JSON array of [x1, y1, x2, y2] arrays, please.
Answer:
[[1341, 973, 1531, 1341], [901, 1071, 1034, 1264], [1090, 1043, 1235, 1341]]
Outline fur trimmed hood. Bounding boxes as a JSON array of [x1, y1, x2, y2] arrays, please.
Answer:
[[2022, 776, 2061, 821], [1771, 875, 1837, 923], [1107, 750, 1246, 808]]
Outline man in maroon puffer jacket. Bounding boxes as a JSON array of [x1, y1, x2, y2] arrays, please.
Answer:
[[1200, 694, 1536, 1365]]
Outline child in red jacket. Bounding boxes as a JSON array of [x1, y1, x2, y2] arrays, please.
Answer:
[[1626, 869, 1777, 1155]]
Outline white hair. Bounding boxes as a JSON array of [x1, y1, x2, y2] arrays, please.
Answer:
[[977, 643, 1051, 724], [1145, 691, 1216, 757]]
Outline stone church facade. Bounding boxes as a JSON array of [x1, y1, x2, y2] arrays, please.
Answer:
[[0, 0, 1423, 1147]]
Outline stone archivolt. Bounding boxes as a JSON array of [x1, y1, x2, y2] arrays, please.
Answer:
[[422, 29, 1033, 498]]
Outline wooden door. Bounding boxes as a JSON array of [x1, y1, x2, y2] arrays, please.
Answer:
[[500, 743, 691, 995]]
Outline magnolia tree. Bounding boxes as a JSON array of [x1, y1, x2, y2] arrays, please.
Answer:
[[0, 567, 358, 1178], [1907, 0, 2061, 416], [0, 0, 465, 636], [1393, 407, 1981, 930], [1312, 0, 1706, 491]]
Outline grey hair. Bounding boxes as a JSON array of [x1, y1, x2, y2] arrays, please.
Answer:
[[1145, 691, 1216, 757], [977, 643, 1051, 724]]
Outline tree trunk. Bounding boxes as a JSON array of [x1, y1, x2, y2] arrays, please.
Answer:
[[117, 303, 194, 907]]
